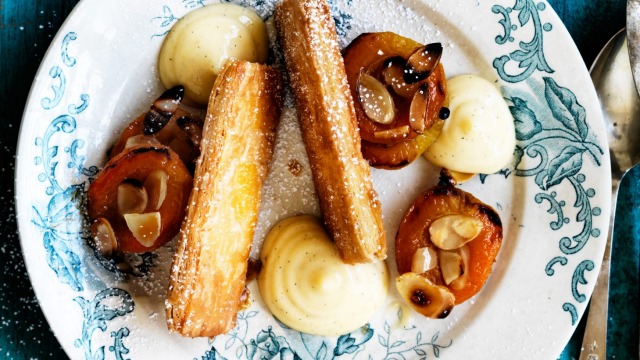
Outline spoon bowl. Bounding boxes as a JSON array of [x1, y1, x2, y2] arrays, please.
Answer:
[[580, 28, 640, 359], [591, 29, 640, 178]]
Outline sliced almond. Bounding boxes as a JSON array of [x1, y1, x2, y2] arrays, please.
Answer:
[[144, 85, 185, 135], [124, 135, 161, 150], [429, 214, 483, 250], [439, 250, 461, 285], [396, 272, 455, 319], [450, 245, 470, 290], [357, 73, 395, 124], [381, 57, 421, 98], [144, 170, 168, 210], [91, 217, 118, 258], [439, 245, 470, 288], [123, 212, 161, 248], [408, 83, 429, 134], [411, 246, 438, 274], [153, 88, 183, 112], [373, 125, 410, 140], [117, 181, 148, 215], [404, 43, 443, 84]]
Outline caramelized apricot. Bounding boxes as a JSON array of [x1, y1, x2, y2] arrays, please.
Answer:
[[395, 185, 502, 304], [360, 114, 444, 169], [343, 32, 447, 168], [88, 145, 192, 253]]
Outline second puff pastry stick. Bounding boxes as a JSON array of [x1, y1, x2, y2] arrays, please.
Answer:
[[275, 0, 386, 263], [166, 59, 282, 337]]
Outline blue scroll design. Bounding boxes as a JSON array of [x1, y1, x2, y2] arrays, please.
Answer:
[[40, 66, 66, 110], [73, 288, 134, 360], [32, 30, 139, 359], [62, 31, 78, 67], [492, 0, 554, 82], [492, 76, 604, 325], [68, 93, 90, 114]]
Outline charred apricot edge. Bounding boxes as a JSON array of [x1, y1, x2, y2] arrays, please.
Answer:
[[88, 145, 192, 253], [395, 185, 502, 304]]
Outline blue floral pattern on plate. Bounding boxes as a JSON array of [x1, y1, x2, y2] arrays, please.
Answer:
[[17, 0, 609, 359], [489, 1, 604, 325], [29, 29, 135, 359]]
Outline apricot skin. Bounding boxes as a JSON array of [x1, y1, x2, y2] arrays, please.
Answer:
[[88, 145, 192, 253], [395, 186, 502, 304]]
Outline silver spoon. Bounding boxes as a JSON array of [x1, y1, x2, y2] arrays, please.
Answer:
[[579, 28, 640, 360]]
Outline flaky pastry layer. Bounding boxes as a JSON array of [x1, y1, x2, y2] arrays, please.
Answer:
[[166, 60, 283, 337]]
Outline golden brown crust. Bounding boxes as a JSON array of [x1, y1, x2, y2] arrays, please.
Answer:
[[274, 0, 386, 263], [166, 59, 283, 337]]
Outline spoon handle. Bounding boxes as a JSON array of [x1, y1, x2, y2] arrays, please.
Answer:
[[579, 180, 620, 360]]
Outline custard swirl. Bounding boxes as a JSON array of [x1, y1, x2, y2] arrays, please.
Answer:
[[258, 215, 388, 336]]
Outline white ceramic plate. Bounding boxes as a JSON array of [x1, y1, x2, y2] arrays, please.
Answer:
[[16, 0, 610, 359]]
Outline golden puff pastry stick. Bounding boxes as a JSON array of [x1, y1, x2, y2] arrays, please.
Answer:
[[274, 0, 386, 263], [166, 59, 283, 337]]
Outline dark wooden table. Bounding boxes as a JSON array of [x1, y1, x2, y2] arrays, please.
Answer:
[[1, 0, 637, 359]]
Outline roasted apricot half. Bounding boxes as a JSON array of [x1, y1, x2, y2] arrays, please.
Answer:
[[395, 185, 502, 305], [343, 32, 447, 169], [88, 145, 192, 254]]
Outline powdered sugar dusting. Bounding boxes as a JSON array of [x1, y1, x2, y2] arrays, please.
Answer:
[[17, 0, 528, 356], [251, 107, 320, 258], [343, 0, 488, 77]]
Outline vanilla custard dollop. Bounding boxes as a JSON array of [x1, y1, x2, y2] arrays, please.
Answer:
[[259, 215, 388, 336], [424, 74, 516, 174], [158, 3, 269, 105]]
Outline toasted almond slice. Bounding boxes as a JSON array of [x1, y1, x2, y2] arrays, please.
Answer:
[[373, 125, 410, 140], [124, 134, 161, 149], [144, 85, 185, 135], [408, 83, 429, 134], [429, 214, 483, 250], [153, 85, 184, 112], [117, 181, 148, 215], [439, 245, 470, 288], [123, 212, 161, 248], [411, 246, 438, 274], [396, 272, 455, 319], [144, 170, 168, 210], [449, 245, 471, 290], [357, 73, 395, 124], [381, 57, 421, 98], [91, 217, 118, 258], [439, 250, 461, 285], [404, 43, 443, 84]]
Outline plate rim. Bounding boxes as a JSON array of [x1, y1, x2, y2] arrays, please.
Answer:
[[14, 0, 611, 359]]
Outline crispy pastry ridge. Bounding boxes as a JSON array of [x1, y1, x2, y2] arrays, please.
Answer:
[[166, 60, 283, 337], [274, 0, 386, 263]]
